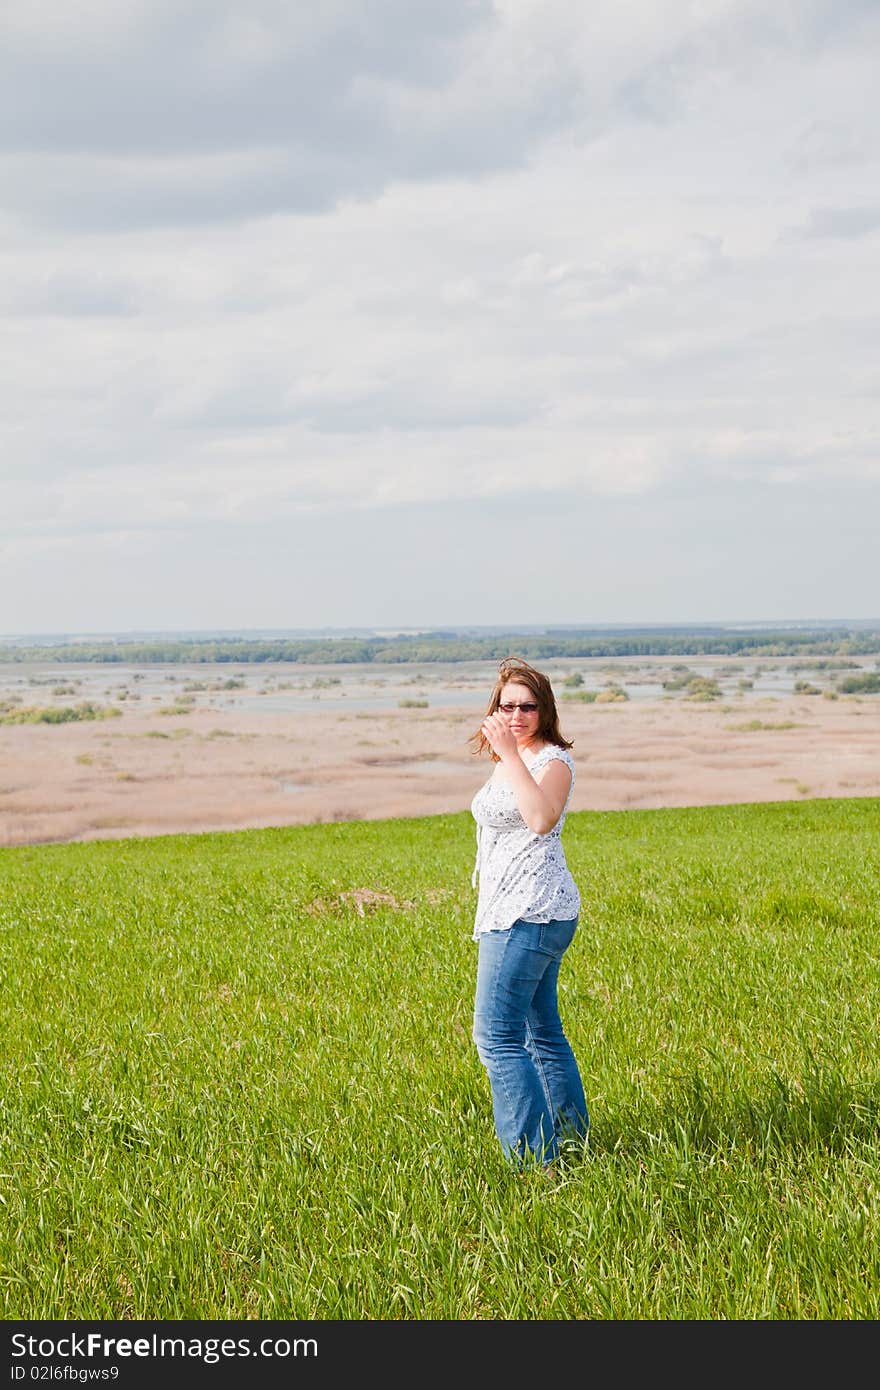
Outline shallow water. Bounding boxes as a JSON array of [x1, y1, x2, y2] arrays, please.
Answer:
[[0, 654, 874, 717]]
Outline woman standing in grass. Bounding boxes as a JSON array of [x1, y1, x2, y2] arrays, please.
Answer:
[[468, 657, 589, 1174]]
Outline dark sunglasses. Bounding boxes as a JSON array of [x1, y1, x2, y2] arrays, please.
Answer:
[[498, 701, 539, 714]]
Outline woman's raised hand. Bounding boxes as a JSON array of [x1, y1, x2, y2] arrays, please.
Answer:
[[481, 710, 518, 760]]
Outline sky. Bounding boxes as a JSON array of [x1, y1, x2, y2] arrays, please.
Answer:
[[1, 0, 878, 637]]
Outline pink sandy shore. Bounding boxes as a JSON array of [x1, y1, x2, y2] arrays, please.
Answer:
[[1, 694, 879, 848]]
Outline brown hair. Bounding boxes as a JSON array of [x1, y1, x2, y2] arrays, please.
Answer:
[[468, 656, 573, 761]]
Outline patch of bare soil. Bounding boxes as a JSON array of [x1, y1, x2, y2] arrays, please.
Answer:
[[1, 695, 878, 847]]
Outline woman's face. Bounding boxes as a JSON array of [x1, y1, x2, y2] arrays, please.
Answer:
[[497, 681, 541, 746]]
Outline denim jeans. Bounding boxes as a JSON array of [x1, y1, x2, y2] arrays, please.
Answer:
[[472, 917, 589, 1167]]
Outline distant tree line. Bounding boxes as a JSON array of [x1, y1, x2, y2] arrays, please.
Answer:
[[2, 627, 880, 665]]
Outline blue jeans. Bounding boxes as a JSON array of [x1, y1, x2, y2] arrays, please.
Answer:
[[472, 917, 589, 1167]]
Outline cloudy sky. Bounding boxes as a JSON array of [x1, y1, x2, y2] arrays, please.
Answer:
[[2, 0, 878, 636]]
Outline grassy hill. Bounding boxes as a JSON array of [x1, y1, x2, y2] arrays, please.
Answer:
[[2, 797, 879, 1318]]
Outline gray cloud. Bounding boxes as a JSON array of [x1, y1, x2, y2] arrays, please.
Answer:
[[2, 0, 581, 230], [8, 0, 878, 233], [1, 2, 492, 156], [797, 205, 880, 239]]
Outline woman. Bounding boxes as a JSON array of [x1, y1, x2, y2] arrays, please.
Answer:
[[468, 657, 589, 1173]]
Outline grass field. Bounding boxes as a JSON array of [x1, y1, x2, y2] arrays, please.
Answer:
[[2, 797, 879, 1319]]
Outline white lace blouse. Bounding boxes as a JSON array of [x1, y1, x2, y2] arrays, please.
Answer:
[[470, 744, 580, 940]]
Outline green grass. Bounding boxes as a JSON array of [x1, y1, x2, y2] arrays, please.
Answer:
[[725, 719, 803, 731], [2, 798, 880, 1319], [0, 702, 122, 725]]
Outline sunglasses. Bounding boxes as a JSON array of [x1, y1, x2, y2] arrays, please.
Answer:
[[498, 702, 539, 714]]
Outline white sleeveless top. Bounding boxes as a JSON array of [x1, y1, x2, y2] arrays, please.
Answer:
[[470, 744, 580, 940]]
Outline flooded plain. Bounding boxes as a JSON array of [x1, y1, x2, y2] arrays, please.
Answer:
[[1, 651, 874, 713], [1, 653, 878, 847]]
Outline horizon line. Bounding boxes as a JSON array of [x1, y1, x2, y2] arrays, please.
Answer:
[[3, 618, 880, 644]]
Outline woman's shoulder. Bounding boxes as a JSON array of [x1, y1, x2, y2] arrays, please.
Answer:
[[531, 743, 575, 771]]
